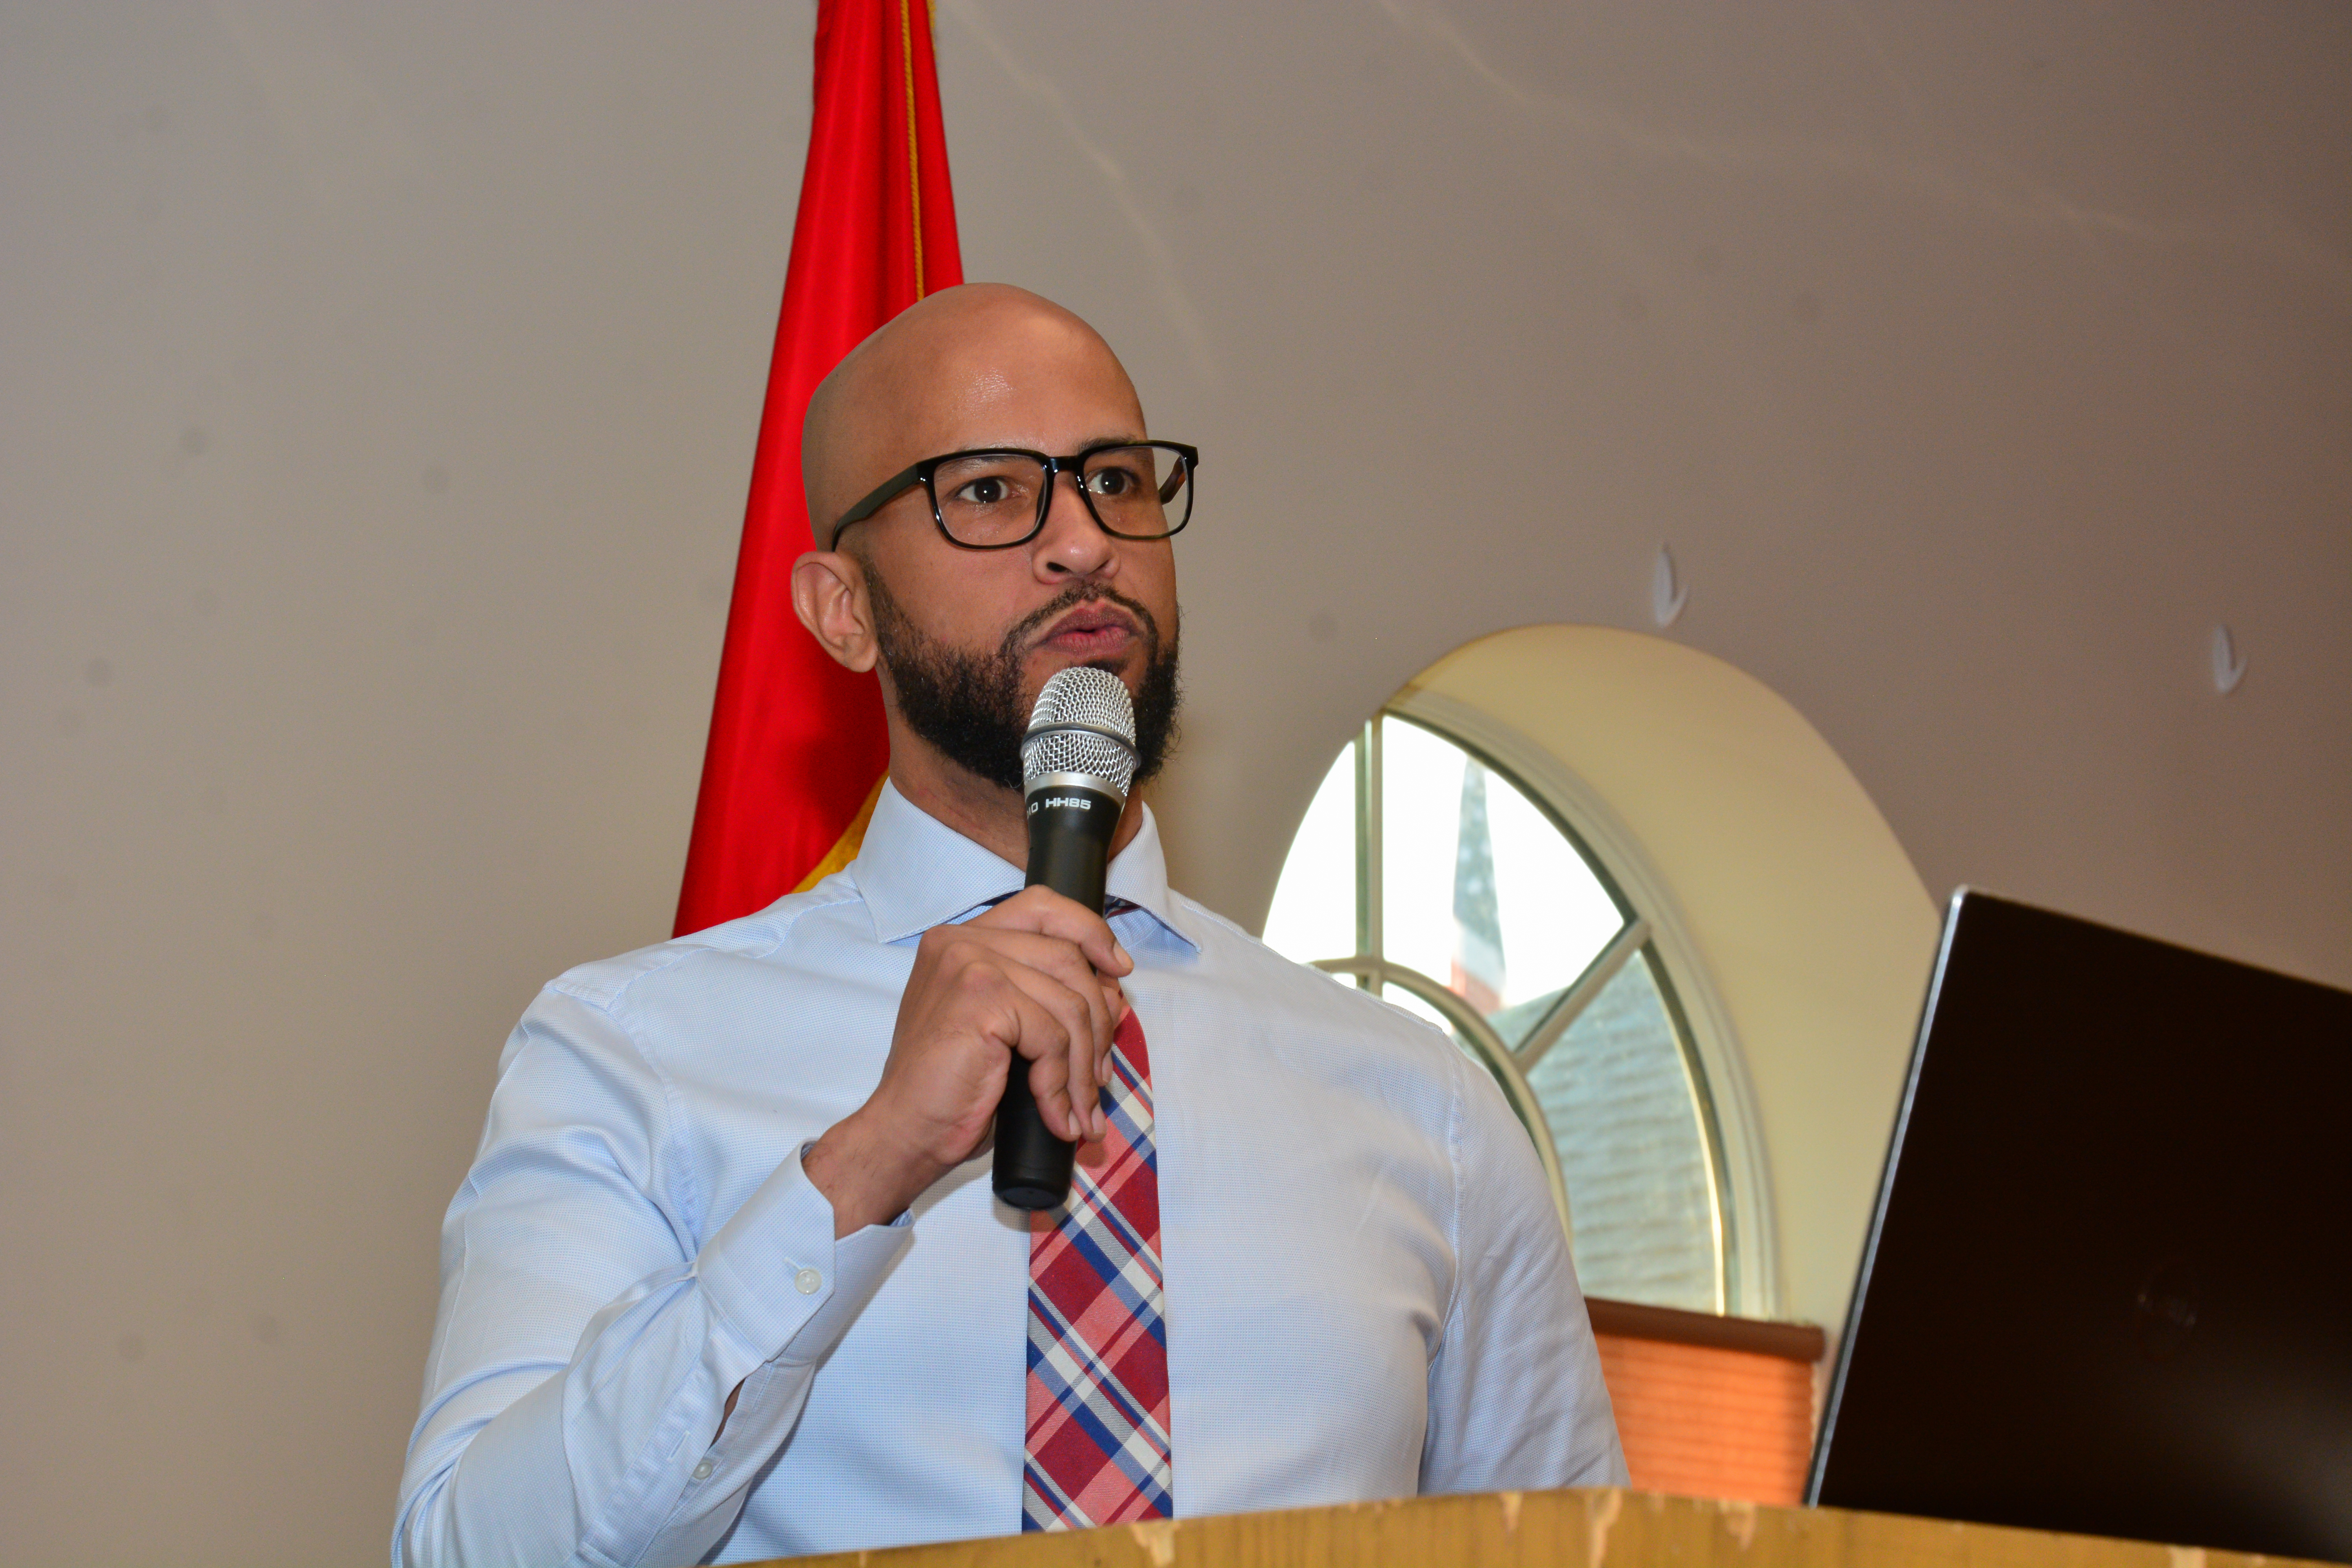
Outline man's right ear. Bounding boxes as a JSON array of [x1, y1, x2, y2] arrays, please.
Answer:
[[790, 550, 879, 673]]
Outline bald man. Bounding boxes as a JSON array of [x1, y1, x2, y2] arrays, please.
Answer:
[[396, 286, 1624, 1568]]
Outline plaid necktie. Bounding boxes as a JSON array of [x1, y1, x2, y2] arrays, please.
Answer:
[[1021, 947, 1172, 1531]]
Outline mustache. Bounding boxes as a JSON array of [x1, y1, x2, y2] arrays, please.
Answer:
[[998, 581, 1165, 664]]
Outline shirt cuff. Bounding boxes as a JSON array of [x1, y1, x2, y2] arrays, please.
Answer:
[[694, 1143, 912, 1370]]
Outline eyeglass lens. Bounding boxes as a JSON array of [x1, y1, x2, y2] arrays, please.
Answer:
[[929, 446, 1191, 547]]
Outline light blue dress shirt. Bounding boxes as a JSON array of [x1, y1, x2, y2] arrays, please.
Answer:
[[396, 784, 1625, 1568]]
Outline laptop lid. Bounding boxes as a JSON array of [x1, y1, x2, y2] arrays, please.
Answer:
[[1807, 889, 2352, 1561]]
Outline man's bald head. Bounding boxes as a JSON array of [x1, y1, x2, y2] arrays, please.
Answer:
[[803, 283, 1147, 548], [787, 282, 1182, 829]]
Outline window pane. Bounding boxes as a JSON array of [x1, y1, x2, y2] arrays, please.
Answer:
[[1526, 949, 1721, 1312], [1262, 741, 1357, 966], [1486, 769, 1626, 1004], [1378, 716, 1466, 991], [1379, 717, 1625, 1040]]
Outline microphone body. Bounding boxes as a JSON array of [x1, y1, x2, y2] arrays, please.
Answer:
[[993, 667, 1138, 1211], [1022, 781, 1121, 912]]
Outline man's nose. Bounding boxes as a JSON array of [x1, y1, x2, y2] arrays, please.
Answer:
[[1030, 469, 1116, 582]]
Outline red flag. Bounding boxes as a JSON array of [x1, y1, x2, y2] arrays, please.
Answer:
[[675, 0, 962, 936]]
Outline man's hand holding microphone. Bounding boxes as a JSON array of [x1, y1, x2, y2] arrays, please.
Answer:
[[804, 887, 1129, 1236], [805, 667, 1142, 1234]]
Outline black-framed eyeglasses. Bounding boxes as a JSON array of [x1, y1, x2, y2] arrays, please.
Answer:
[[826, 440, 1198, 552]]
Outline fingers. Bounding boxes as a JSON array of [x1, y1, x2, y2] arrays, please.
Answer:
[[891, 907, 1136, 1154], [958, 892, 1132, 1048], [940, 964, 1068, 1135], [973, 886, 1133, 978], [1000, 984, 1083, 1142], [945, 957, 1095, 1143], [991, 961, 1108, 1142], [950, 927, 1120, 1051]]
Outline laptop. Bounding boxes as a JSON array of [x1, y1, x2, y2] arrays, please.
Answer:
[[1808, 889, 2352, 1562]]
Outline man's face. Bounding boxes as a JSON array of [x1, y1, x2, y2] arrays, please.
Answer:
[[841, 318, 1183, 791]]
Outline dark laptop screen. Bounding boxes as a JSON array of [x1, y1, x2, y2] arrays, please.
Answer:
[[1809, 891, 2352, 1561]]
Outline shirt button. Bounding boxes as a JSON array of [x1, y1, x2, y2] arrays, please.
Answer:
[[794, 1267, 822, 1295], [691, 1459, 714, 1481]]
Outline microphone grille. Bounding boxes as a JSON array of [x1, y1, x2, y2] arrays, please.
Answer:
[[1022, 665, 1138, 797]]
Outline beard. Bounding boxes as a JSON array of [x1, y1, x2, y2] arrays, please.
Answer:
[[863, 568, 1181, 794]]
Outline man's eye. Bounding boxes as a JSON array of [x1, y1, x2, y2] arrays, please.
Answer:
[[1086, 467, 1137, 498], [952, 476, 1011, 506]]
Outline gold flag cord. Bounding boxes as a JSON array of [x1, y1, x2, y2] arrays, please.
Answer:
[[900, 0, 925, 299]]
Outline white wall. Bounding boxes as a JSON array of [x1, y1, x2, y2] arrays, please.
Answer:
[[3, 4, 2344, 1562]]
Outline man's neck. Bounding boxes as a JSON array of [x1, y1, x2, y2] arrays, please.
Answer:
[[887, 739, 1145, 870]]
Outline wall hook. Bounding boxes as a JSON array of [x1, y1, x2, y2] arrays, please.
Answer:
[[2210, 624, 2246, 695], [1651, 545, 1689, 629]]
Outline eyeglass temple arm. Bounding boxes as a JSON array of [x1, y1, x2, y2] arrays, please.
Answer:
[[1156, 448, 1196, 505], [828, 458, 928, 548]]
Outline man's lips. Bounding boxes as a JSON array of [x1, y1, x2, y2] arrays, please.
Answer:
[[1034, 604, 1142, 657]]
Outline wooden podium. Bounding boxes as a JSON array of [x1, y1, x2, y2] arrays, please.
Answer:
[[752, 1489, 2334, 1568]]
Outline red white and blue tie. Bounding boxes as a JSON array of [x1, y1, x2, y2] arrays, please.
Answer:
[[1022, 1002, 1172, 1530]]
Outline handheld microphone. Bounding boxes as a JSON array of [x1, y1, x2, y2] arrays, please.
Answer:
[[993, 664, 1139, 1210]]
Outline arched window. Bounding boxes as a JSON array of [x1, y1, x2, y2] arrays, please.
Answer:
[[1264, 709, 1736, 1315]]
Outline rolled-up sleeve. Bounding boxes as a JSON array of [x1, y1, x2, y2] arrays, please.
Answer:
[[392, 986, 908, 1568]]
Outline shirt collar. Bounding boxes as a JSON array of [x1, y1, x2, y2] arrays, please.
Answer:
[[849, 780, 1196, 953]]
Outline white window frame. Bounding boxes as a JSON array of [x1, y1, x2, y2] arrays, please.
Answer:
[[1358, 688, 1780, 1318]]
